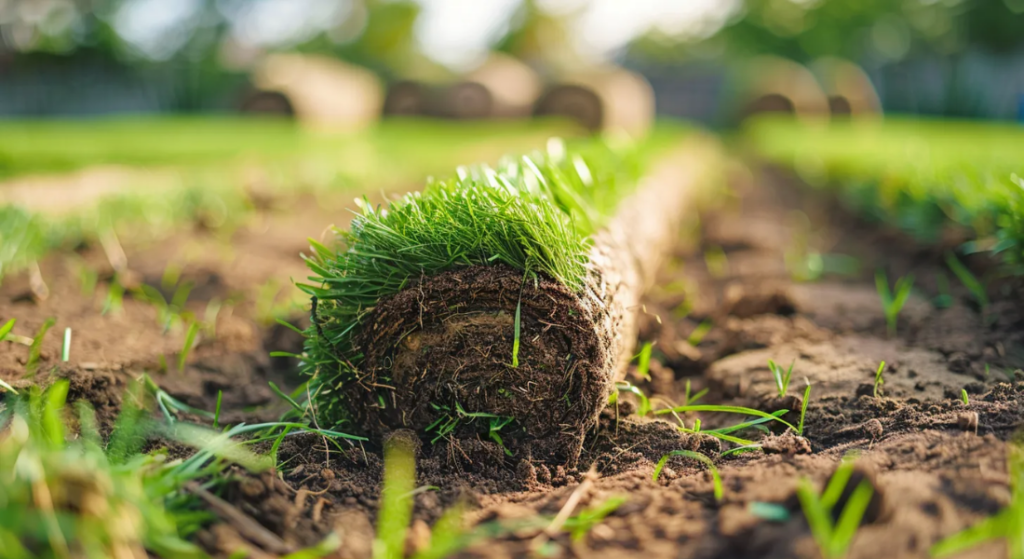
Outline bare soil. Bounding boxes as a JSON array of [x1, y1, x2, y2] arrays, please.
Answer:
[[2, 161, 1022, 558]]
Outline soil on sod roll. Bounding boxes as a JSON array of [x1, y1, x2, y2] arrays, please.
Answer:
[[327, 142, 716, 463]]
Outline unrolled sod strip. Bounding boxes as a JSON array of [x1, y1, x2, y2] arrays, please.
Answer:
[[306, 137, 720, 464]]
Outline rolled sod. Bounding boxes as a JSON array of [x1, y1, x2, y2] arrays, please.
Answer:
[[300, 137, 718, 463]]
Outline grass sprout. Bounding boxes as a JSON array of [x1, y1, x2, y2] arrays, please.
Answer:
[[797, 462, 875, 559], [961, 389, 970, 406], [687, 319, 713, 346], [178, 321, 200, 372], [875, 269, 914, 337], [26, 317, 55, 376], [61, 328, 71, 362], [610, 381, 652, 418], [799, 382, 812, 435], [946, 252, 990, 317], [636, 342, 654, 381], [0, 318, 15, 342], [873, 361, 886, 398], [653, 450, 723, 500], [683, 379, 708, 406], [768, 359, 796, 398]]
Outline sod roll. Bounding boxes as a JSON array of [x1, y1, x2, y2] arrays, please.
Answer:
[[302, 137, 718, 463]]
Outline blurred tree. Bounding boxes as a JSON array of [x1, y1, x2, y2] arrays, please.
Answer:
[[297, 0, 435, 79], [494, 0, 583, 73], [626, 0, 1024, 65]]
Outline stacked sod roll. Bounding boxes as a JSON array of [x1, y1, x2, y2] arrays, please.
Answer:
[[299, 135, 717, 463]]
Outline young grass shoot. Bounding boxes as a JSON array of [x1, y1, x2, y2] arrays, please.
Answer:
[[768, 358, 796, 398], [875, 269, 914, 337], [797, 462, 875, 559]]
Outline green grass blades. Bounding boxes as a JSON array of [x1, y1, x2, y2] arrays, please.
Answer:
[[945, 252, 990, 317], [653, 450, 723, 501], [768, 358, 796, 398], [25, 317, 55, 376], [0, 380, 210, 559], [748, 117, 1024, 281], [875, 270, 914, 337], [635, 342, 654, 381], [653, 404, 798, 433], [178, 322, 201, 372], [931, 444, 1024, 558], [372, 434, 423, 556], [961, 389, 970, 406], [299, 139, 648, 428], [799, 382, 812, 436], [611, 381, 652, 417], [873, 361, 886, 399], [61, 328, 71, 362], [0, 318, 15, 342], [797, 463, 875, 559]]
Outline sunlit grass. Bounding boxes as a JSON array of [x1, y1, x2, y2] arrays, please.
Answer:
[[747, 116, 1024, 274], [0, 118, 575, 284], [299, 136, 664, 429]]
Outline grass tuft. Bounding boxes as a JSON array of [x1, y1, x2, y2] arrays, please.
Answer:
[[768, 358, 796, 398], [873, 361, 886, 399], [875, 270, 914, 337], [797, 462, 874, 559]]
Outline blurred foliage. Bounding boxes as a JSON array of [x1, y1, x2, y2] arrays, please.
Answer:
[[747, 115, 1024, 269], [629, 0, 1024, 64], [0, 0, 429, 81], [0, 117, 576, 282]]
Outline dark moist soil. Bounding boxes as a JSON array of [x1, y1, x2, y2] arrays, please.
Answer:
[[350, 263, 608, 465], [3, 162, 1023, 558]]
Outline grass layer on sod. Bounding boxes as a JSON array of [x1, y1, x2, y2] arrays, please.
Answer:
[[0, 118, 572, 283], [745, 116, 1024, 272], [297, 132, 688, 443]]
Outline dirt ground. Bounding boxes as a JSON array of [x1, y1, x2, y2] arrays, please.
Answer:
[[2, 158, 1021, 558]]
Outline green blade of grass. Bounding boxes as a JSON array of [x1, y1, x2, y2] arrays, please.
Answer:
[[654, 404, 797, 432], [26, 317, 55, 376], [653, 450, 723, 501], [636, 342, 653, 381], [829, 480, 874, 558], [797, 478, 835, 557], [0, 318, 15, 342], [178, 322, 200, 372], [799, 383, 812, 435], [61, 327, 71, 362], [511, 298, 522, 368]]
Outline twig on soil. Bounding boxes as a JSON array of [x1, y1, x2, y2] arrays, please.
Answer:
[[185, 481, 293, 555]]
